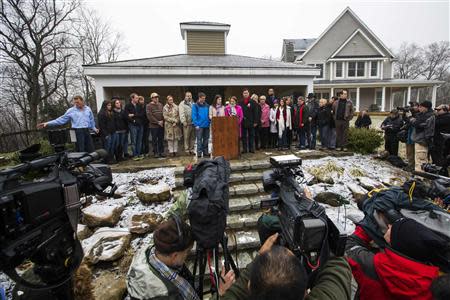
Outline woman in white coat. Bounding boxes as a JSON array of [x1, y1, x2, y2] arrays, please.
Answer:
[[269, 100, 279, 148], [275, 98, 291, 150]]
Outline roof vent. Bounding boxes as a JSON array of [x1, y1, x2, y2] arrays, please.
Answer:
[[180, 22, 230, 55]]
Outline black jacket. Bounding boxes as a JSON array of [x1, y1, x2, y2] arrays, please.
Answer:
[[355, 115, 372, 128], [255, 102, 262, 127], [98, 110, 116, 137], [381, 116, 403, 135], [434, 112, 450, 142], [293, 104, 309, 130], [307, 100, 319, 126], [239, 98, 259, 128], [317, 105, 332, 127], [124, 102, 146, 125], [114, 109, 128, 132]]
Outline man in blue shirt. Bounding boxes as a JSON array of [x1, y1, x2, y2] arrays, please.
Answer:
[[192, 92, 210, 158], [37, 95, 98, 152]]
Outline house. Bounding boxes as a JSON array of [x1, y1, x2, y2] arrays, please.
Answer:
[[84, 22, 319, 110], [281, 7, 443, 111]]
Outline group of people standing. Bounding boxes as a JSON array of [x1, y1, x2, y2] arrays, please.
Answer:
[[38, 89, 357, 162]]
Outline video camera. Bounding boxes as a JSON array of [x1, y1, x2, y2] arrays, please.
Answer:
[[260, 155, 347, 274], [0, 149, 116, 292]]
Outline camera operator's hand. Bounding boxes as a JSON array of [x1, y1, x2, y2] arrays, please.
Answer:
[[259, 233, 278, 255], [37, 122, 47, 129], [218, 265, 236, 296]]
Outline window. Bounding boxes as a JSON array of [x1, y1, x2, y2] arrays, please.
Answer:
[[315, 64, 324, 78], [348, 61, 365, 77], [370, 61, 378, 77], [335, 62, 343, 78], [375, 89, 383, 110]]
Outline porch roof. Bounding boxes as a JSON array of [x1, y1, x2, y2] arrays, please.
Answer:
[[314, 78, 444, 88]]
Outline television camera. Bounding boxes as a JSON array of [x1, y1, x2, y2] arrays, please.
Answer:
[[0, 148, 116, 298], [260, 155, 347, 275]]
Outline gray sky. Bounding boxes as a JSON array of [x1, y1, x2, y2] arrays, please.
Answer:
[[86, 0, 449, 61]]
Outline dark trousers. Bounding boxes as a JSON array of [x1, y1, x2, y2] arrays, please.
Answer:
[[75, 128, 94, 153], [278, 130, 287, 148], [254, 125, 261, 149], [242, 127, 255, 152], [150, 127, 164, 155], [286, 129, 292, 147], [309, 125, 317, 149], [335, 120, 349, 148], [196, 127, 210, 155], [318, 125, 330, 148], [270, 132, 278, 148], [297, 127, 308, 148], [385, 133, 399, 156], [259, 127, 270, 149], [115, 132, 127, 160], [142, 125, 150, 155], [129, 124, 143, 156]]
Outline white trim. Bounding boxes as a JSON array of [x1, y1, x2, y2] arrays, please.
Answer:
[[390, 64, 394, 79], [184, 31, 187, 54], [331, 87, 334, 97], [180, 24, 230, 38], [407, 86, 411, 104], [380, 61, 384, 80], [313, 80, 444, 88], [224, 31, 227, 54], [299, 7, 395, 60], [329, 62, 333, 80], [356, 87, 360, 111], [390, 87, 394, 111], [330, 29, 385, 59], [84, 66, 320, 77], [381, 86, 386, 112], [431, 85, 438, 107], [328, 57, 384, 61]]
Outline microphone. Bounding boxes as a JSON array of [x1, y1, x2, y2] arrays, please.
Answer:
[[77, 149, 108, 166]]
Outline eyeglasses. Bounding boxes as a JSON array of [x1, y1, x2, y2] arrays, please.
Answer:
[[435, 108, 443, 111]]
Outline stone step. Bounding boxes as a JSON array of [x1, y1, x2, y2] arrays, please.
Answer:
[[174, 160, 271, 176], [226, 211, 263, 230], [173, 170, 265, 189], [174, 181, 267, 197]]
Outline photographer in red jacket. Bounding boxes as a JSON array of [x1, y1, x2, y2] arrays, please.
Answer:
[[346, 216, 447, 300]]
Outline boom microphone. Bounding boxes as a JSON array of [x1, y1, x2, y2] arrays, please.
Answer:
[[76, 149, 108, 166]]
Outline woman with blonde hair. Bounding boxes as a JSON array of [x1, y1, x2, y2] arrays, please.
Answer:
[[225, 96, 244, 137], [163, 95, 182, 156]]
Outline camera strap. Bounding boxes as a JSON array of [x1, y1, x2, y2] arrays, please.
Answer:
[[63, 184, 81, 232]]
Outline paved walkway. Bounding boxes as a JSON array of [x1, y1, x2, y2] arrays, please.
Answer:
[[111, 148, 353, 172]]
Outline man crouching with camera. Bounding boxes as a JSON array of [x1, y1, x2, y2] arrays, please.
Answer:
[[126, 216, 235, 300], [221, 230, 352, 300]]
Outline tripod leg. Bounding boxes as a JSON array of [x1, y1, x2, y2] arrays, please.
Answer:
[[214, 247, 220, 300], [197, 248, 207, 299], [192, 249, 199, 291], [221, 235, 240, 277]]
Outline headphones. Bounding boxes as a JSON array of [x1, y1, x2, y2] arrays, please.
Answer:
[[171, 214, 186, 251]]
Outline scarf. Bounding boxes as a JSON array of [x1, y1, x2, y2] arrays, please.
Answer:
[[243, 97, 250, 105], [230, 105, 237, 116], [276, 107, 286, 138], [148, 247, 199, 300], [299, 104, 304, 127], [215, 104, 223, 116]]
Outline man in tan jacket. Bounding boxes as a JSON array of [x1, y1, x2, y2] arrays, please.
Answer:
[[179, 91, 195, 155]]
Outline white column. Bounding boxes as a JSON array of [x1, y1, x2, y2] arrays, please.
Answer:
[[330, 87, 334, 98], [307, 83, 314, 96], [416, 88, 420, 102], [356, 87, 360, 112], [95, 85, 105, 113], [431, 85, 437, 108], [330, 62, 333, 81], [406, 86, 411, 105], [390, 87, 394, 111], [380, 61, 384, 79], [381, 86, 386, 112]]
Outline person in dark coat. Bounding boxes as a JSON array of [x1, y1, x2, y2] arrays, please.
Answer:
[[381, 109, 404, 156], [355, 110, 372, 129], [431, 105, 450, 170], [317, 98, 332, 149], [328, 97, 337, 150], [252, 94, 262, 150], [239, 88, 259, 153], [138, 96, 150, 156], [98, 99, 117, 163], [124, 93, 144, 157], [294, 96, 310, 149], [306, 93, 319, 149], [266, 88, 277, 108], [112, 97, 129, 161], [346, 218, 444, 300]]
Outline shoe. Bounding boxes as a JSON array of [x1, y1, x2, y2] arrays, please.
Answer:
[[343, 148, 348, 151], [249, 150, 255, 153], [159, 153, 166, 158], [197, 154, 202, 158], [153, 153, 159, 158], [203, 152, 210, 157], [172, 153, 176, 157]]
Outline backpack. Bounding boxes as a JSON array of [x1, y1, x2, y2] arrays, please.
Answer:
[[187, 157, 230, 249]]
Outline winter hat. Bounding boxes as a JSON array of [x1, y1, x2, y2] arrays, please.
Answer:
[[307, 93, 315, 99], [273, 100, 278, 105], [390, 218, 447, 264], [419, 100, 432, 109], [153, 218, 193, 254]]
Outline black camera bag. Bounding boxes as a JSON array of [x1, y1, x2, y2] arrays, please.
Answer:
[[187, 157, 230, 249]]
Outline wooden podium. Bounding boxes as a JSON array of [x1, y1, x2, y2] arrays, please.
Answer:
[[211, 116, 239, 160]]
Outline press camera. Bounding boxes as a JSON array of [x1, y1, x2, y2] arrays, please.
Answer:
[[261, 155, 347, 273], [0, 149, 116, 294]]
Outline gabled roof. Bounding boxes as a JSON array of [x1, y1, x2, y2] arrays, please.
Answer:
[[180, 21, 230, 26], [84, 54, 318, 69], [283, 38, 316, 51], [330, 29, 384, 58], [299, 7, 395, 60]]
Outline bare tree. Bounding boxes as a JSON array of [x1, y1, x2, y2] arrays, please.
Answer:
[[421, 41, 450, 80], [394, 42, 424, 79], [0, 0, 79, 128]]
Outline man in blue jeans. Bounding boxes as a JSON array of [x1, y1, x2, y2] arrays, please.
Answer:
[[37, 95, 98, 152], [192, 92, 210, 158], [124, 93, 144, 157]]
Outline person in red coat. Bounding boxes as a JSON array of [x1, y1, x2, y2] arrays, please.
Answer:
[[346, 218, 446, 300]]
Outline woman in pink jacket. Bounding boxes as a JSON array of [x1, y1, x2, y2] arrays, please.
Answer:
[[225, 96, 243, 137], [259, 95, 271, 149]]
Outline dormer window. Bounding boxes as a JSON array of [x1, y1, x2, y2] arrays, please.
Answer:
[[370, 61, 379, 77], [348, 61, 365, 78], [335, 61, 343, 78]]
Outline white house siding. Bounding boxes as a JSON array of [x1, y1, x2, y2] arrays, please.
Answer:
[[335, 32, 381, 57]]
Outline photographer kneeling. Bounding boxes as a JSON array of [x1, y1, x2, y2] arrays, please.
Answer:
[[222, 226, 352, 300], [126, 216, 235, 300]]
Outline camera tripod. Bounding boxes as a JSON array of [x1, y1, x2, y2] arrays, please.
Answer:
[[191, 234, 240, 300]]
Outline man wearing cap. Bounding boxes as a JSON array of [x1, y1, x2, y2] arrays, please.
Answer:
[[126, 217, 235, 300], [147, 93, 166, 158], [402, 101, 420, 170], [410, 100, 435, 171], [179, 91, 195, 155], [346, 218, 445, 299]]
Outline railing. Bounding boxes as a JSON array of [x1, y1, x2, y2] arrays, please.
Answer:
[[0, 129, 44, 153]]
